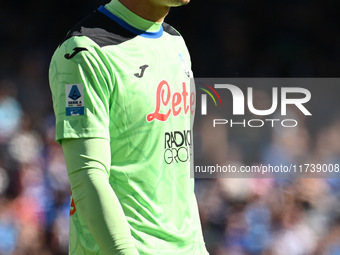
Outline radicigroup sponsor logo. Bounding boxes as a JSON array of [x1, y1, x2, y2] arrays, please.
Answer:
[[164, 130, 192, 164]]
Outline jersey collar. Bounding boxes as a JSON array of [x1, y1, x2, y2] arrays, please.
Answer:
[[98, 1, 163, 38]]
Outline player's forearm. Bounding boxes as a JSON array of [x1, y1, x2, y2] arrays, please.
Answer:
[[62, 138, 139, 255], [69, 168, 138, 254]]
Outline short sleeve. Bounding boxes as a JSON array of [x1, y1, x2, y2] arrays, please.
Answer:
[[49, 36, 113, 143]]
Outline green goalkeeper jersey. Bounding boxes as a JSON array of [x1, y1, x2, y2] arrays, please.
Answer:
[[49, 0, 208, 254]]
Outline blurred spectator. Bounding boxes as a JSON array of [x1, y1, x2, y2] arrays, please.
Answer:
[[0, 80, 22, 143]]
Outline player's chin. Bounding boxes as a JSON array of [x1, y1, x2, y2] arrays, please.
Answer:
[[170, 0, 190, 7]]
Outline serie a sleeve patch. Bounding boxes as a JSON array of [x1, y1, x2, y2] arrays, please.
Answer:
[[65, 84, 85, 116]]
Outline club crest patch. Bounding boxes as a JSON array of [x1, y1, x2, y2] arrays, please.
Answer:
[[65, 84, 84, 116]]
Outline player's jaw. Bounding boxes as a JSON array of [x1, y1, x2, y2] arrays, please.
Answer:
[[152, 0, 190, 7], [167, 0, 190, 7]]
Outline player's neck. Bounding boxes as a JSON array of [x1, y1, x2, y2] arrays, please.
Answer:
[[118, 0, 169, 23]]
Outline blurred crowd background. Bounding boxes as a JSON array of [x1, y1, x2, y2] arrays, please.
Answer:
[[1, 0, 340, 254]]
